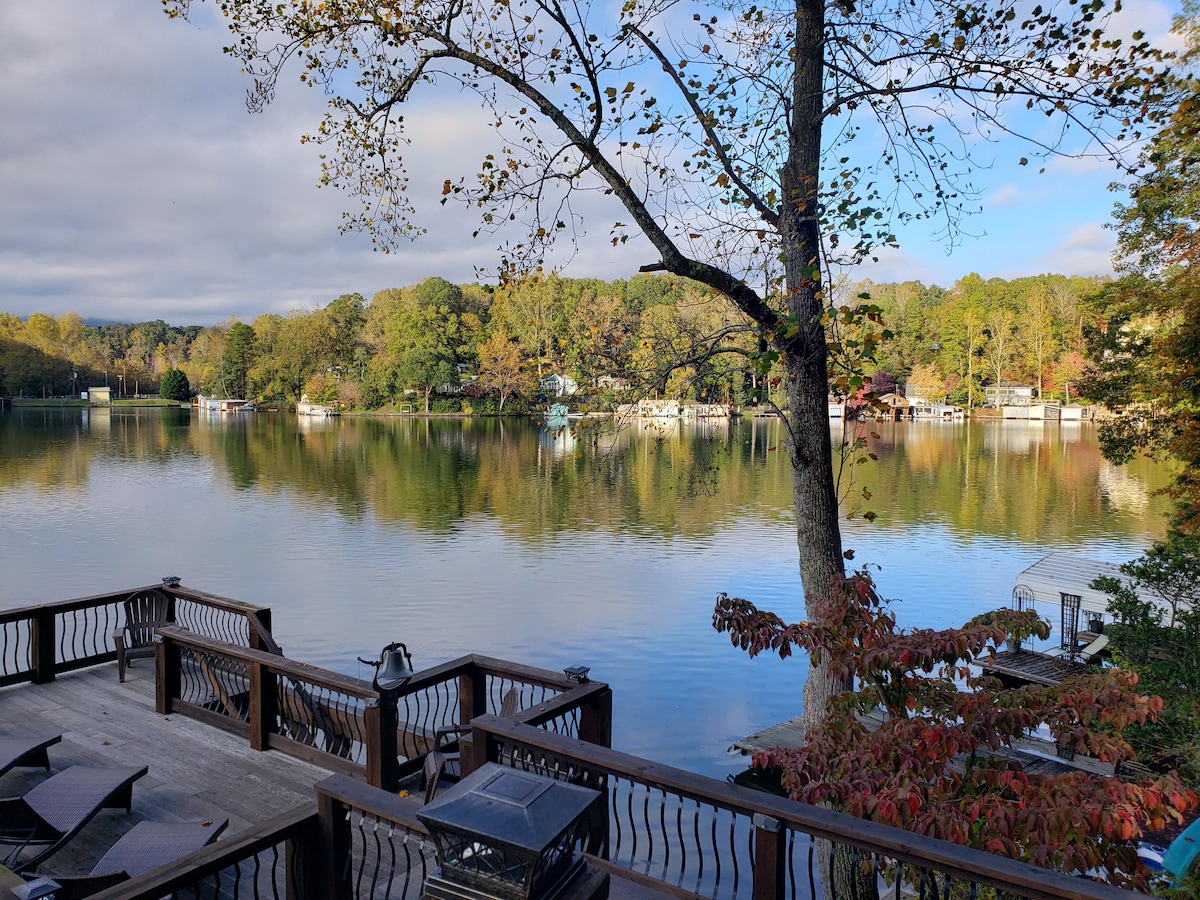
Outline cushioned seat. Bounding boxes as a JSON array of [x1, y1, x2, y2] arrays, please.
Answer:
[[0, 765, 148, 873]]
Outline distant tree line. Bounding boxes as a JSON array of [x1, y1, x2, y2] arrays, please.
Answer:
[[0, 271, 1117, 410]]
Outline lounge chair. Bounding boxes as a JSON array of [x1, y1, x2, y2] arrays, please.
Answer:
[[0, 735, 61, 779], [46, 819, 229, 900], [114, 589, 172, 683], [0, 765, 148, 873]]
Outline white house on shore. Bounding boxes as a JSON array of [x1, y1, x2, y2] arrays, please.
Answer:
[[540, 373, 579, 397], [985, 382, 1038, 407]]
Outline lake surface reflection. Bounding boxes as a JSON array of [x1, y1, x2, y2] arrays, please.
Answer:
[[0, 408, 1174, 777]]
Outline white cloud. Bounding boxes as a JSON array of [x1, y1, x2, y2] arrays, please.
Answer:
[[0, 0, 1155, 325], [989, 185, 1022, 207]]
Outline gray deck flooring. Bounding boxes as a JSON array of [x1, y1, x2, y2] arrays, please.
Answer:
[[2, 663, 677, 900], [0, 661, 331, 877]]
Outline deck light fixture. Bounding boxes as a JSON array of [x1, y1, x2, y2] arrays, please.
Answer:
[[161, 576, 182, 588], [418, 763, 605, 900], [562, 665, 590, 685]]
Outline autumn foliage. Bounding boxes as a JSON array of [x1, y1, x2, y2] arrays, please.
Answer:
[[713, 572, 1196, 888]]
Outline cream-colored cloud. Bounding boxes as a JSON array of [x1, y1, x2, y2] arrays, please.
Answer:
[[990, 185, 1022, 207]]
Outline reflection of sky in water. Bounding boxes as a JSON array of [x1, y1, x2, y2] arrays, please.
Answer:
[[0, 411, 1173, 779]]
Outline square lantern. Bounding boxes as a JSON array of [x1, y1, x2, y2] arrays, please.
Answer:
[[418, 763, 602, 900]]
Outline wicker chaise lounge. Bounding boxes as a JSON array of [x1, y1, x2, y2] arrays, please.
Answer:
[[46, 819, 229, 900], [0, 765, 148, 873], [0, 734, 62, 778]]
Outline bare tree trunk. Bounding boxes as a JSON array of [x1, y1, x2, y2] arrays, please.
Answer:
[[782, 0, 850, 732], [783, 7, 872, 897]]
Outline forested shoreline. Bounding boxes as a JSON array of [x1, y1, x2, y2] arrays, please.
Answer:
[[0, 270, 1108, 412]]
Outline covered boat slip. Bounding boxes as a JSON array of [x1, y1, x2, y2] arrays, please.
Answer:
[[1011, 551, 1154, 651], [1012, 552, 1127, 620]]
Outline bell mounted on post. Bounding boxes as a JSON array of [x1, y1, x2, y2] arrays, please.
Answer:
[[371, 642, 415, 694]]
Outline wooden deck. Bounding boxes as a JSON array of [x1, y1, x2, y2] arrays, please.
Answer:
[[0, 661, 331, 877], [980, 648, 1089, 687], [1, 662, 677, 900]]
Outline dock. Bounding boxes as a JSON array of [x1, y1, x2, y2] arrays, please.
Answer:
[[730, 705, 1115, 779], [978, 648, 1091, 688], [1011, 553, 1126, 620], [0, 584, 1145, 900]]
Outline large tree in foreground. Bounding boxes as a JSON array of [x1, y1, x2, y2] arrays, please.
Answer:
[[166, 0, 1169, 729]]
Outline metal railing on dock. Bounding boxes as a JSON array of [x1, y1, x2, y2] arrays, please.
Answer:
[[154, 627, 612, 791], [0, 584, 271, 687], [86, 745, 1145, 900]]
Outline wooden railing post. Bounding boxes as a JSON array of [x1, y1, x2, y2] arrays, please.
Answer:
[[752, 813, 786, 900], [248, 608, 274, 653], [364, 699, 399, 791], [458, 665, 489, 778], [316, 788, 353, 900], [30, 609, 56, 684], [248, 658, 277, 752], [285, 813, 321, 900], [579, 686, 613, 748], [155, 635, 181, 715]]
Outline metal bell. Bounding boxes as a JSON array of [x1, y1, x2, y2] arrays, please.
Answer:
[[374, 642, 414, 693]]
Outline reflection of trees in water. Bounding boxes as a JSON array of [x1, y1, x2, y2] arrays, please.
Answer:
[[0, 412, 1174, 545]]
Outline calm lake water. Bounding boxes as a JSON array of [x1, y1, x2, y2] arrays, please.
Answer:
[[0, 408, 1175, 777]]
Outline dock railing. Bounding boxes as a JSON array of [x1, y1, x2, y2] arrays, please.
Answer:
[[154, 627, 612, 790], [470, 715, 1142, 900], [88, 764, 1145, 900], [0, 583, 271, 687]]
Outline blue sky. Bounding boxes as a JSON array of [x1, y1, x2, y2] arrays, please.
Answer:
[[0, 0, 1185, 326]]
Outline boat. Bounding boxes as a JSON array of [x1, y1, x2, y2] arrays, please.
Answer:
[[296, 395, 338, 417], [910, 403, 964, 420], [195, 394, 255, 412]]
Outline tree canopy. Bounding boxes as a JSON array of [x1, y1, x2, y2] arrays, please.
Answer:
[[1084, 0, 1200, 535], [164, 0, 1175, 742]]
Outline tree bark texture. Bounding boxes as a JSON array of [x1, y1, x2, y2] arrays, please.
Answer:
[[781, 0, 850, 735]]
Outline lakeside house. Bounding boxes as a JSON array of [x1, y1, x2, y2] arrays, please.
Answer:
[[985, 382, 1038, 407], [539, 373, 579, 397]]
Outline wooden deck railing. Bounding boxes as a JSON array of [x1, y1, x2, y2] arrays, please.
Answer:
[[88, 765, 1146, 900], [0, 583, 271, 687], [89, 803, 318, 900], [154, 628, 612, 790], [469, 716, 1142, 900]]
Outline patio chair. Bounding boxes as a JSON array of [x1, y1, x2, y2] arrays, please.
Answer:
[[421, 687, 521, 795], [0, 765, 148, 873], [114, 589, 172, 683], [0, 734, 61, 779], [44, 818, 229, 900]]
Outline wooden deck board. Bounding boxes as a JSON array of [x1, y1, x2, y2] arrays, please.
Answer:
[[2, 663, 690, 899], [0, 662, 332, 876], [731, 707, 1114, 778], [980, 649, 1089, 687]]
